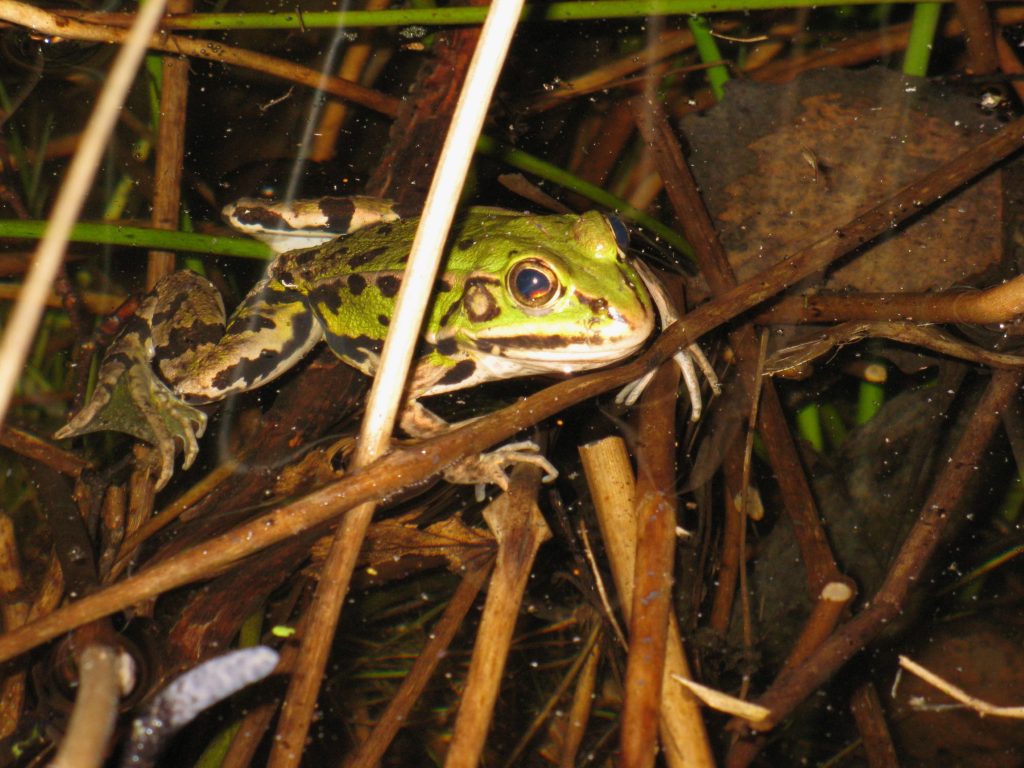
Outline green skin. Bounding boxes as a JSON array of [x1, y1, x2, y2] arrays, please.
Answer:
[[56, 204, 658, 490]]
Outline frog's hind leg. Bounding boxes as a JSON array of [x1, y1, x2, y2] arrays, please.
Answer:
[[56, 272, 219, 489], [171, 276, 323, 402]]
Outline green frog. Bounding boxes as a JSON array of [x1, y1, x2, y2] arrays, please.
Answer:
[[56, 197, 717, 491]]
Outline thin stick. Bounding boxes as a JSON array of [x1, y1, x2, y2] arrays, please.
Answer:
[[757, 276, 1024, 325], [445, 467, 550, 768], [579, 438, 714, 768], [899, 655, 1024, 718], [849, 683, 900, 767], [146, 0, 192, 289], [621, 363, 681, 768], [0, 0, 168, 431], [738, 331, 769, 682]]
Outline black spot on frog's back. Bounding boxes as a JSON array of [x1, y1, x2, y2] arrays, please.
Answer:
[[309, 284, 345, 316], [227, 313, 277, 334], [347, 274, 367, 296], [376, 275, 401, 298], [348, 246, 388, 269], [152, 291, 195, 328], [289, 249, 319, 268], [163, 319, 224, 356]]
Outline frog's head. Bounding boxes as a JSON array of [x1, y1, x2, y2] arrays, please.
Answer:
[[446, 210, 656, 380]]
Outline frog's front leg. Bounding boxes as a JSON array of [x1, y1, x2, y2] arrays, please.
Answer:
[[619, 260, 721, 417], [399, 399, 557, 496], [616, 342, 719, 414], [55, 272, 219, 489]]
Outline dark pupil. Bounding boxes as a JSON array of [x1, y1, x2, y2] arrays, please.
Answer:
[[516, 268, 551, 301]]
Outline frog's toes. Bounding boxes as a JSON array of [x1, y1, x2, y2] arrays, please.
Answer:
[[147, 389, 207, 484], [443, 440, 558, 497], [616, 370, 655, 408], [56, 364, 207, 491], [616, 342, 719, 420], [493, 441, 559, 483]]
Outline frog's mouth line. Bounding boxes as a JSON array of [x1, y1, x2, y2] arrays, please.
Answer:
[[472, 333, 650, 365]]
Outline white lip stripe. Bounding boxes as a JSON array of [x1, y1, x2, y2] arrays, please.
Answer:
[[476, 336, 649, 364]]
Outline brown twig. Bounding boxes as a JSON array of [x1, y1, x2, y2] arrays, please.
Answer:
[[952, 0, 999, 74], [502, 621, 603, 768], [556, 626, 603, 767], [0, 0, 400, 117], [0, 283, 124, 317], [850, 682, 900, 768], [765, 322, 1024, 378], [621, 363, 680, 768], [146, 0, 192, 288], [779, 581, 856, 676], [757, 277, 1024, 325], [707, 443, 744, 633], [898, 655, 1024, 718], [0, 514, 28, 739], [0, 425, 92, 478], [579, 438, 713, 768], [995, 32, 1024, 102], [445, 466, 550, 768]]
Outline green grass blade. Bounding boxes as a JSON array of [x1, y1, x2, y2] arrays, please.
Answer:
[[904, 3, 942, 76], [0, 221, 273, 260]]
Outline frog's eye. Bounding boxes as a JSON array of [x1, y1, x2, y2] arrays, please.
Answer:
[[508, 260, 560, 309], [607, 216, 630, 251]]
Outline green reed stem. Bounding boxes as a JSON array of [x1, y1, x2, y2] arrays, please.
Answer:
[[687, 15, 729, 100], [0, 221, 272, 260], [158, 0, 949, 30], [904, 2, 942, 76]]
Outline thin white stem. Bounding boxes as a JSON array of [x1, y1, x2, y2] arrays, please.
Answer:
[[0, 0, 169, 428], [354, 0, 526, 466]]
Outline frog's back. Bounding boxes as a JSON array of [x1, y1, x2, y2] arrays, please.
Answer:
[[273, 208, 523, 281]]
